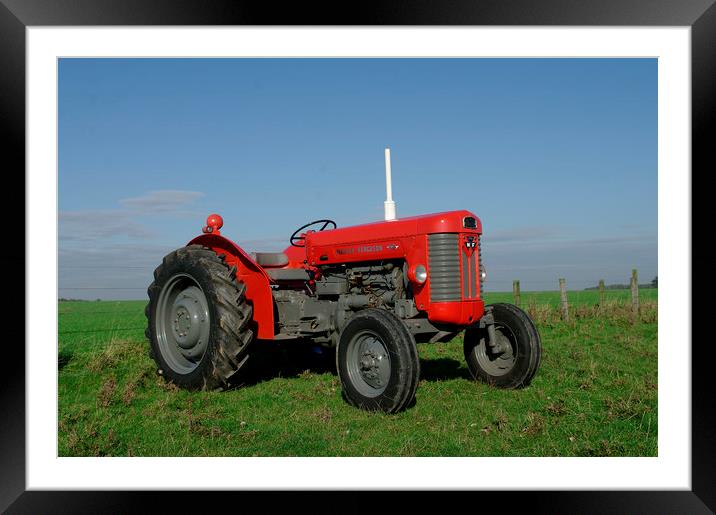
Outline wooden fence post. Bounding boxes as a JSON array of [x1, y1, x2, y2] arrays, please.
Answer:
[[559, 278, 569, 321], [631, 269, 639, 317], [513, 280, 521, 307], [598, 279, 605, 307]]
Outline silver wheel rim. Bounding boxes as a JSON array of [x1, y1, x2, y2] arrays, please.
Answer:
[[475, 325, 517, 376], [346, 330, 391, 397], [155, 273, 211, 374]]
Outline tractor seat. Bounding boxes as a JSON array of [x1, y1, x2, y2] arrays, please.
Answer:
[[250, 252, 289, 268], [250, 251, 310, 281]]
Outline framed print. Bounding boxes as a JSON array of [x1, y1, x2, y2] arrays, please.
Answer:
[[2, 0, 714, 512]]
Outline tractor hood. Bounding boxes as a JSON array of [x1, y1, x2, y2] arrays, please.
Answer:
[[303, 210, 482, 268], [305, 210, 482, 249]]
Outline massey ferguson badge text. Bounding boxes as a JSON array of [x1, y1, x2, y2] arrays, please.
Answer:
[[336, 245, 384, 255]]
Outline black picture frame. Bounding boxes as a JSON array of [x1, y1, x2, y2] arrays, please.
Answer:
[[2, 1, 713, 512]]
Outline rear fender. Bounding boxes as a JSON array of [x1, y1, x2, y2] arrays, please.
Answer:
[[188, 234, 274, 339]]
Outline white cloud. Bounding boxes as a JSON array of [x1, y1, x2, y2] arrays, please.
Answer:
[[120, 190, 204, 214], [488, 226, 562, 243], [59, 190, 205, 241], [59, 210, 155, 241], [481, 233, 657, 291], [59, 242, 181, 300]]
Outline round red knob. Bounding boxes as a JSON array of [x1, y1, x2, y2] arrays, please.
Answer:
[[205, 213, 223, 234]]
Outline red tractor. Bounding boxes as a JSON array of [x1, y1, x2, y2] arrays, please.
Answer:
[[145, 152, 541, 413]]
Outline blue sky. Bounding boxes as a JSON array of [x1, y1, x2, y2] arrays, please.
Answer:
[[58, 58, 657, 299]]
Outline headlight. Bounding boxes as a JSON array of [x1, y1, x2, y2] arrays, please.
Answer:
[[414, 264, 428, 284], [480, 265, 487, 281]]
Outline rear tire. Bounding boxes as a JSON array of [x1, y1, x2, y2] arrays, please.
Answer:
[[337, 309, 420, 413], [464, 303, 541, 388], [145, 245, 254, 390]]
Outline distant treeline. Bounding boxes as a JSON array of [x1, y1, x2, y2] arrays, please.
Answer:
[[584, 284, 656, 291], [59, 298, 102, 302]]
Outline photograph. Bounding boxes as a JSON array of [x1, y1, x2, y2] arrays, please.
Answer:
[[57, 57, 658, 458], [2, 2, 709, 508]]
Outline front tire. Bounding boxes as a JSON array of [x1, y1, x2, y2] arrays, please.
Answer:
[[464, 303, 541, 388], [337, 309, 420, 413], [146, 245, 254, 390]]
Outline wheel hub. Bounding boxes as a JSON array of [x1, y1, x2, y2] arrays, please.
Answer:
[[174, 308, 191, 336], [351, 335, 390, 391], [494, 331, 513, 358], [359, 351, 384, 380], [170, 288, 207, 354], [156, 275, 211, 373], [475, 325, 517, 376]]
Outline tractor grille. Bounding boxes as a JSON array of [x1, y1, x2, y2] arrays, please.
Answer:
[[428, 233, 461, 302]]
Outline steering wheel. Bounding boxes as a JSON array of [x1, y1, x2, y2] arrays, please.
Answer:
[[290, 219, 337, 247]]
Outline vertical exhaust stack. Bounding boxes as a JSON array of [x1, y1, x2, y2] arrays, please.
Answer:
[[384, 147, 397, 221]]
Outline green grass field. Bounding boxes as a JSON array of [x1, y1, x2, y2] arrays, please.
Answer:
[[58, 290, 657, 457], [484, 288, 657, 308]]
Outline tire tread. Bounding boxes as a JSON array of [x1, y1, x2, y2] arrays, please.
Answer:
[[337, 308, 420, 414], [146, 244, 255, 391], [464, 303, 541, 389]]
